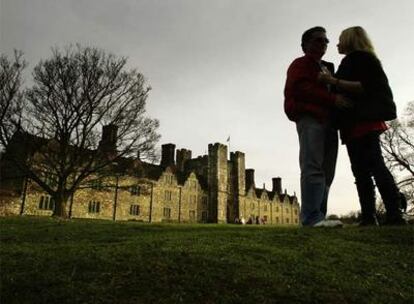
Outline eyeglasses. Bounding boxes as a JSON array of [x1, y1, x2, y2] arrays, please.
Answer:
[[312, 37, 330, 44]]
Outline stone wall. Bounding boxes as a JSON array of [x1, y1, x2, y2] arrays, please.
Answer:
[[0, 141, 300, 225]]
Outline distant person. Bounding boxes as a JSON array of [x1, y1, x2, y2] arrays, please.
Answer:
[[284, 26, 350, 227], [318, 26, 406, 225]]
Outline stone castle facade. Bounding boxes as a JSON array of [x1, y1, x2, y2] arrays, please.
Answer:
[[0, 128, 300, 225]]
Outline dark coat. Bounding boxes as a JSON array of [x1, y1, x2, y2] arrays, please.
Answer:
[[335, 51, 396, 123]]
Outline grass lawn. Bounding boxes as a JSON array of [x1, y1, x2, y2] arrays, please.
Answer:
[[0, 216, 413, 304]]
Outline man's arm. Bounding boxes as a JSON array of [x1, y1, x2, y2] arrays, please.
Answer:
[[288, 61, 336, 106]]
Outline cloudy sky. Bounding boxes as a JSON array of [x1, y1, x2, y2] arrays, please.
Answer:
[[1, 0, 413, 215]]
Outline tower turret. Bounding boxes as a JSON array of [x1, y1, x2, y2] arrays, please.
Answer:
[[230, 151, 245, 222], [208, 143, 228, 223]]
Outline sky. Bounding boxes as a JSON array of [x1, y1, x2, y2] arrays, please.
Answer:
[[1, 0, 413, 216]]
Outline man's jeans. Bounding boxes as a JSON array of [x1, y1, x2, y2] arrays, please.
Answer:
[[296, 115, 338, 226]]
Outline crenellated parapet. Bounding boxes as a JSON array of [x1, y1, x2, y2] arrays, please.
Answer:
[[208, 143, 228, 223]]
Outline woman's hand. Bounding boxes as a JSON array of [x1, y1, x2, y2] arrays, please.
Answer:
[[318, 67, 336, 85]]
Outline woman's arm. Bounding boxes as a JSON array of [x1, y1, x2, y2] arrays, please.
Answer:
[[318, 71, 364, 94]]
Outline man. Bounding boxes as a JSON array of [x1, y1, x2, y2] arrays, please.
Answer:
[[284, 26, 348, 227]]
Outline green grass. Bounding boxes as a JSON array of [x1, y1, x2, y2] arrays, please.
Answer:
[[1, 217, 413, 304]]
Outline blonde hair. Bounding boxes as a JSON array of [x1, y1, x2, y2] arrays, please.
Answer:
[[340, 26, 376, 56]]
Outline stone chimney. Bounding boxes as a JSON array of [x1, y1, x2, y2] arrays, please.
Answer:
[[272, 177, 282, 194], [161, 143, 176, 167], [176, 148, 192, 171], [245, 169, 255, 189], [98, 124, 118, 153]]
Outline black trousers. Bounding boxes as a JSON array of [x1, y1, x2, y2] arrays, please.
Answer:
[[346, 132, 400, 218]]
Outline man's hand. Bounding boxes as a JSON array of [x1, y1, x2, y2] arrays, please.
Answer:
[[318, 67, 335, 84], [335, 95, 353, 109]]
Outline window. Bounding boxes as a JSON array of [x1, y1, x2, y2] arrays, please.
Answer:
[[202, 196, 208, 207], [163, 207, 171, 219], [286, 218, 290, 224], [38, 195, 54, 210], [165, 175, 173, 184], [295, 219, 298, 224], [164, 190, 172, 201], [190, 195, 197, 206], [294, 209, 298, 215], [189, 210, 195, 221], [264, 204, 268, 212], [250, 202, 255, 210], [130, 204, 140, 215], [276, 217, 279, 223], [130, 185, 140, 196], [286, 208, 289, 214], [88, 201, 100, 213]]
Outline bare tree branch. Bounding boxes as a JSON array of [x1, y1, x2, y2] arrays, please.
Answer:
[[1, 45, 160, 218], [381, 101, 414, 213]]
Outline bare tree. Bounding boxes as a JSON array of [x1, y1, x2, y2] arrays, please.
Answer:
[[1, 45, 160, 218], [0, 50, 26, 150], [381, 101, 414, 214]]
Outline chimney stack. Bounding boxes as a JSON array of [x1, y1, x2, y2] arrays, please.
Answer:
[[245, 169, 255, 189], [176, 148, 192, 171], [161, 143, 176, 167], [99, 124, 118, 153], [272, 177, 282, 194]]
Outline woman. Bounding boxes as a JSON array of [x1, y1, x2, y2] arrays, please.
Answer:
[[319, 26, 405, 225]]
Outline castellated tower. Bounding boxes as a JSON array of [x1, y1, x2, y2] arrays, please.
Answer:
[[229, 151, 245, 223], [208, 143, 228, 223]]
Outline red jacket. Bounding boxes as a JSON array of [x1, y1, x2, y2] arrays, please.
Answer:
[[284, 55, 336, 122]]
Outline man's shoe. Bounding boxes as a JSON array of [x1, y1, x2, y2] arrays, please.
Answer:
[[312, 219, 343, 228]]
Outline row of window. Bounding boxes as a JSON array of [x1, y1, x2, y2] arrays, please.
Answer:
[[37, 196, 297, 221], [36, 196, 297, 223], [163, 191, 207, 206], [38, 196, 139, 216], [162, 208, 207, 221], [247, 215, 295, 223], [248, 203, 298, 215], [90, 180, 144, 196]]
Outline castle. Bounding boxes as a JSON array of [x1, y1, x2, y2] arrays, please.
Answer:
[[0, 127, 300, 225]]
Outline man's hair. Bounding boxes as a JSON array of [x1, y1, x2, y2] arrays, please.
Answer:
[[301, 26, 326, 52]]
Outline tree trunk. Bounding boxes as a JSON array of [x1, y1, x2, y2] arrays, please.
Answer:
[[52, 192, 70, 218]]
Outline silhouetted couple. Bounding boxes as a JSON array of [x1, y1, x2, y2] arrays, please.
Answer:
[[284, 26, 406, 227]]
